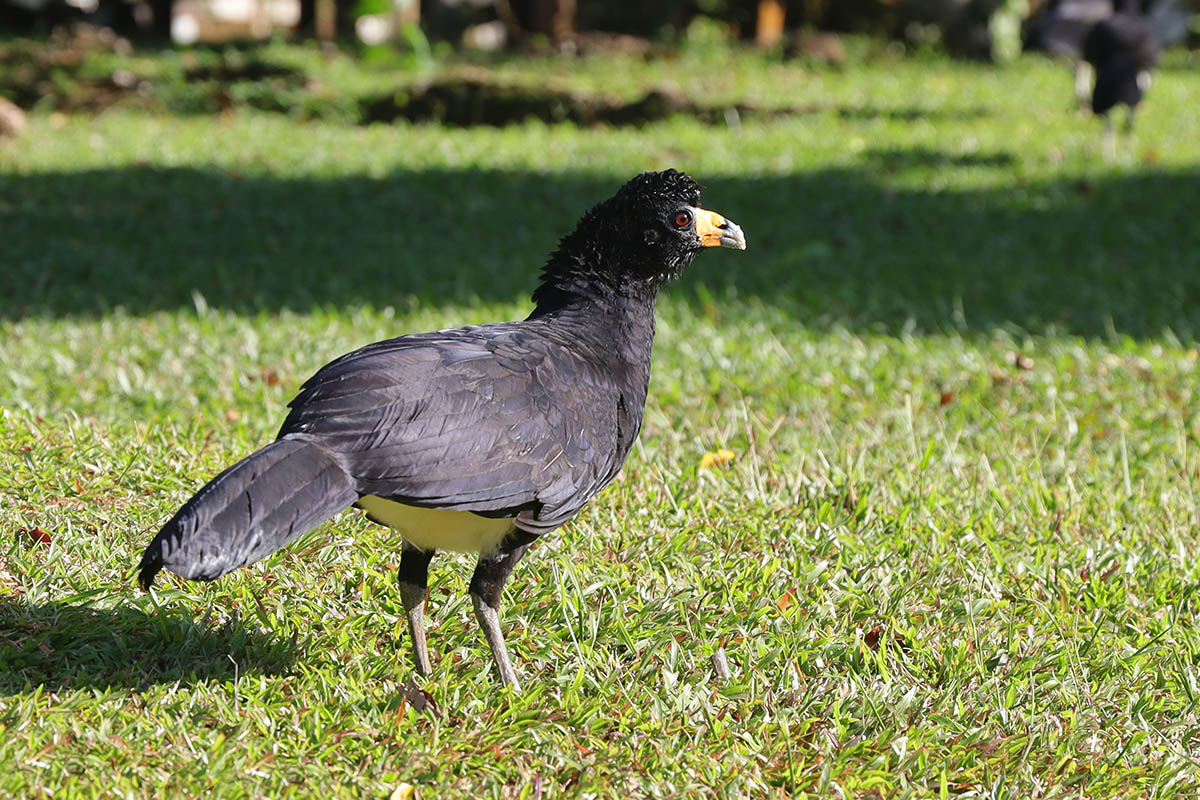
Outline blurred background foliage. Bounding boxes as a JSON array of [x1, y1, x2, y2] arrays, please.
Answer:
[[1, 0, 1196, 125], [3, 0, 1198, 60]]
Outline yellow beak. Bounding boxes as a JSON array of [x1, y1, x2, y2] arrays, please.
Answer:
[[694, 208, 747, 250]]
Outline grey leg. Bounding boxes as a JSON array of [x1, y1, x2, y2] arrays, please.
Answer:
[[398, 543, 435, 675], [472, 594, 521, 690], [1074, 60, 1092, 110], [1123, 106, 1137, 137], [468, 530, 538, 690], [1103, 114, 1116, 161]]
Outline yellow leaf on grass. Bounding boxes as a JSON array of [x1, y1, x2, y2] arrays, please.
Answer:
[[390, 783, 417, 800], [699, 448, 736, 471]]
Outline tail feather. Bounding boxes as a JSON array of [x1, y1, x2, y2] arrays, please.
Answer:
[[139, 435, 358, 589]]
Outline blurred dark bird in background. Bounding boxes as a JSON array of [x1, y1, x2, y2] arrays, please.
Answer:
[[138, 170, 747, 691], [1025, 0, 1116, 59], [1024, 0, 1180, 117], [1024, 0, 1117, 104], [1082, 0, 1161, 136]]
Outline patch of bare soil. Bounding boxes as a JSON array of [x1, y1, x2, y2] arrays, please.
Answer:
[[361, 66, 804, 127]]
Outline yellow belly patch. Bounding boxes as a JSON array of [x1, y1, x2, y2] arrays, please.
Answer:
[[357, 495, 515, 554]]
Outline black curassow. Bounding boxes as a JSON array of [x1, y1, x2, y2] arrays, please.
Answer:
[[138, 170, 747, 690], [1083, 0, 1160, 134]]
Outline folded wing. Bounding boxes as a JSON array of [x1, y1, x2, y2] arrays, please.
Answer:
[[278, 324, 635, 533]]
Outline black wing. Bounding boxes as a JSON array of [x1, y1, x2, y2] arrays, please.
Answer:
[[277, 323, 636, 533]]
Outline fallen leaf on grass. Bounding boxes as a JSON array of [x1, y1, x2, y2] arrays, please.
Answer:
[[862, 623, 910, 653], [968, 737, 1005, 756], [711, 647, 732, 680], [864, 625, 883, 651], [1005, 350, 1034, 370], [840, 483, 859, 513], [399, 678, 441, 719], [20, 527, 52, 545], [778, 588, 796, 611], [699, 448, 736, 471], [390, 783, 417, 800]]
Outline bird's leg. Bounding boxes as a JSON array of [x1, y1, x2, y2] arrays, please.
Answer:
[[1074, 60, 1092, 110], [1103, 114, 1116, 160], [398, 543, 435, 676], [1123, 106, 1137, 137], [469, 530, 538, 691]]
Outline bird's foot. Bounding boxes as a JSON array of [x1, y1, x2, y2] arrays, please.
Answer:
[[471, 592, 522, 692]]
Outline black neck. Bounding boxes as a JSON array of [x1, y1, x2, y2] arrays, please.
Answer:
[[528, 249, 660, 319], [525, 251, 660, 384]]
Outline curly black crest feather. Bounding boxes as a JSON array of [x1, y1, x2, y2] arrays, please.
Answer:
[[614, 169, 703, 208]]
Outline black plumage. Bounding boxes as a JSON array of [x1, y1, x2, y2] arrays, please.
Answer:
[[1025, 0, 1115, 58], [138, 169, 746, 689], [277, 326, 633, 530], [1083, 0, 1160, 125]]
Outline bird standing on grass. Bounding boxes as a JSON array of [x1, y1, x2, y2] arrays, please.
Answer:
[[1082, 0, 1160, 141], [1022, 0, 1118, 107], [138, 170, 746, 691]]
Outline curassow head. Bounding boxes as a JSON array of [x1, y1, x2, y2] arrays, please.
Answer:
[[534, 170, 746, 308]]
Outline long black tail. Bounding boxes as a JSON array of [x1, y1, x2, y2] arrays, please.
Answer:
[[139, 434, 358, 589]]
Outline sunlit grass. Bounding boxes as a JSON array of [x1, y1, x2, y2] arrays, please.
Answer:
[[2, 42, 1200, 798]]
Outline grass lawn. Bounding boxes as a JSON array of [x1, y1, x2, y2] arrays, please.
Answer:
[[3, 39, 1200, 797]]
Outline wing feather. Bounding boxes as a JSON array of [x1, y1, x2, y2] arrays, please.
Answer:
[[277, 323, 634, 530]]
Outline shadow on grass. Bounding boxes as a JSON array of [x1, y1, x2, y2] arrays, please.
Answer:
[[0, 597, 296, 694], [2, 160, 1199, 337], [862, 146, 1016, 169]]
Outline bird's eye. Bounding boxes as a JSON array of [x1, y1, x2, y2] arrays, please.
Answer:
[[674, 211, 692, 228]]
